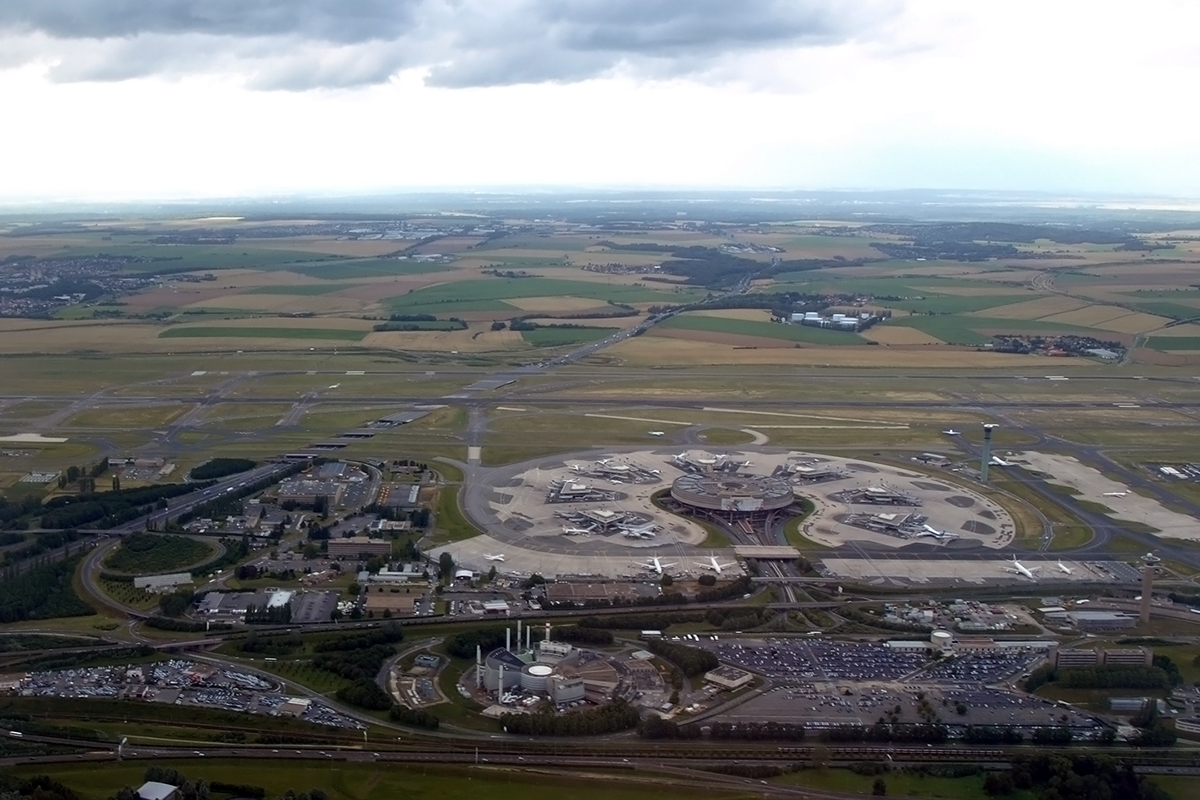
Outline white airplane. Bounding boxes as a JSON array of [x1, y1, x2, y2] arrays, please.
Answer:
[[636, 556, 676, 575], [697, 555, 738, 574], [942, 429, 960, 435], [648, 431, 665, 437], [990, 456, 1012, 467], [1102, 492, 1127, 497], [561, 525, 594, 536], [917, 524, 958, 540], [327, 383, 340, 389], [623, 530, 656, 539], [1056, 561, 1073, 575], [484, 554, 505, 562], [1004, 557, 1039, 580]]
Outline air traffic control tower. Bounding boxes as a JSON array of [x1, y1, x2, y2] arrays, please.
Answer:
[[979, 423, 998, 483]]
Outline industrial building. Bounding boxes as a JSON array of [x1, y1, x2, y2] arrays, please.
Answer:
[[479, 624, 588, 706], [1054, 647, 1152, 671], [1044, 609, 1138, 631], [704, 665, 754, 691], [328, 536, 392, 558]]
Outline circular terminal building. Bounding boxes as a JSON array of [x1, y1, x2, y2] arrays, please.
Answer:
[[671, 473, 794, 513]]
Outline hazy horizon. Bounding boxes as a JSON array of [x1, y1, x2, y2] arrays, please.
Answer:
[[4, 2, 1199, 202]]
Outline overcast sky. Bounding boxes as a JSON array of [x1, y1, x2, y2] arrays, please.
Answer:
[[2, 0, 1198, 201]]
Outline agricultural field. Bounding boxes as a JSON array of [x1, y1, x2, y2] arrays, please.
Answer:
[[655, 313, 868, 345]]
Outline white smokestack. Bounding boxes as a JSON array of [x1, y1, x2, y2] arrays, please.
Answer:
[[506, 627, 511, 651]]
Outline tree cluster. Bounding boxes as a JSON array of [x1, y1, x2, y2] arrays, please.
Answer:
[[644, 639, 719, 677], [0, 555, 94, 623], [190, 458, 256, 481], [445, 628, 507, 659], [709, 720, 806, 741], [1001, 753, 1173, 800], [389, 705, 440, 730], [550, 626, 614, 646], [40, 482, 206, 529], [500, 699, 640, 736]]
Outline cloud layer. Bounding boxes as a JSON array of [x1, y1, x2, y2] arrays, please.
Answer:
[[0, 0, 899, 89]]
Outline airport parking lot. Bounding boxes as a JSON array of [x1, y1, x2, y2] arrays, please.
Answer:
[[13, 659, 364, 729], [718, 682, 1105, 737], [711, 639, 929, 681]]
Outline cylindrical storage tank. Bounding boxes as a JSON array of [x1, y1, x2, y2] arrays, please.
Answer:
[[931, 630, 952, 647], [521, 663, 554, 693]]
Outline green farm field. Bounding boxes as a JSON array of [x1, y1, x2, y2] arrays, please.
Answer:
[[521, 327, 617, 347], [657, 313, 868, 345], [387, 277, 706, 312]]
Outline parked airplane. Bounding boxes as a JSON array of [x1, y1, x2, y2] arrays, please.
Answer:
[[917, 524, 958, 540], [484, 554, 505, 562], [942, 429, 960, 435], [648, 431, 665, 437], [636, 556, 676, 575], [1056, 561, 1073, 575], [697, 555, 738, 574], [561, 526, 594, 536], [1004, 557, 1039, 580], [624, 530, 656, 539], [990, 456, 1012, 467], [1102, 492, 1128, 497]]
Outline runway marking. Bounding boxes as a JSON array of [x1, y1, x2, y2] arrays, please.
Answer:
[[702, 406, 891, 425], [584, 413, 692, 426], [747, 424, 908, 430]]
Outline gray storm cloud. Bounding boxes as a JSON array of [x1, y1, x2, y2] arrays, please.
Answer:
[[0, 0, 901, 89]]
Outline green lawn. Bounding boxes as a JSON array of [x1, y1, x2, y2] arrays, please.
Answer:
[[10, 760, 741, 800], [658, 314, 868, 345], [775, 767, 1036, 800], [159, 327, 367, 341], [521, 327, 617, 347]]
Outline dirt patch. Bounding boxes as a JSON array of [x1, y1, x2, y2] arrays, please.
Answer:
[[863, 326, 944, 345], [689, 308, 776, 322]]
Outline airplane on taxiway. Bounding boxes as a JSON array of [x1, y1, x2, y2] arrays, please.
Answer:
[[1056, 561, 1072, 575], [696, 555, 738, 574], [484, 554, 505, 562], [648, 431, 665, 437], [1004, 557, 1039, 580], [1102, 491, 1128, 497], [917, 524, 958, 540], [942, 429, 960, 435], [636, 556, 676, 575]]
